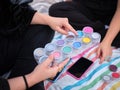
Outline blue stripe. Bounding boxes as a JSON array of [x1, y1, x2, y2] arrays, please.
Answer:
[[63, 56, 120, 90]]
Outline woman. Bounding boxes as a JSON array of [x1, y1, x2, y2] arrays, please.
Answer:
[[0, 55, 69, 90], [49, 0, 120, 63], [0, 0, 77, 90]]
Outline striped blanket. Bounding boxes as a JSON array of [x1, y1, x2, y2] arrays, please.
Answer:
[[44, 34, 120, 90]]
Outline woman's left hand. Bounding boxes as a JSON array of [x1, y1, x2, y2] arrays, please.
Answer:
[[87, 42, 112, 63]]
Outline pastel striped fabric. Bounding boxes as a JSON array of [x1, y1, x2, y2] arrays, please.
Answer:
[[44, 34, 120, 90]]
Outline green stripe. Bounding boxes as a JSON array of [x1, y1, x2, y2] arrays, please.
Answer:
[[79, 62, 120, 90]]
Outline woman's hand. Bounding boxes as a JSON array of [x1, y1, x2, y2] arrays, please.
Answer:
[[47, 16, 77, 35], [87, 42, 112, 63], [31, 12, 77, 35], [30, 55, 69, 83]]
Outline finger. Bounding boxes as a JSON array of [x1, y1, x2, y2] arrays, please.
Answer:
[[49, 66, 59, 78], [65, 23, 77, 35], [62, 26, 69, 32], [51, 62, 58, 67], [104, 56, 111, 62], [99, 56, 105, 64], [96, 48, 101, 58], [56, 26, 68, 35], [44, 55, 54, 66], [99, 50, 106, 64], [58, 58, 70, 72]]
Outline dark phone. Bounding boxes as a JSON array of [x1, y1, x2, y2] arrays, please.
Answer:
[[67, 57, 93, 79]]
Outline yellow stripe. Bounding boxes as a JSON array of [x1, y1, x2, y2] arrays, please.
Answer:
[[110, 81, 120, 90]]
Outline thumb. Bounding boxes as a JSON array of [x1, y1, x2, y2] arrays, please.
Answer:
[[99, 56, 105, 64], [96, 48, 101, 58], [58, 58, 70, 72]]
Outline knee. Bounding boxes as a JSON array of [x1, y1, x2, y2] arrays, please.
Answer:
[[49, 1, 75, 17], [49, 2, 66, 16], [49, 3, 60, 16]]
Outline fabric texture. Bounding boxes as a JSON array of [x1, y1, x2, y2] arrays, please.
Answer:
[[0, 1, 36, 36], [0, 77, 10, 90], [11, 0, 33, 5], [0, 1, 54, 90]]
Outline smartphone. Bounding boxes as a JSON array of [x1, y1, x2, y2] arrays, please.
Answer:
[[67, 57, 93, 79], [49, 58, 72, 82]]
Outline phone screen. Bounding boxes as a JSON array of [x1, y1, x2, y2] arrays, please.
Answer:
[[67, 57, 93, 79]]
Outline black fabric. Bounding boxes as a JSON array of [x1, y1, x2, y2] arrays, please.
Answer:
[[0, 0, 36, 76], [0, 0, 55, 90], [73, 0, 117, 11], [0, 77, 10, 90], [0, 25, 54, 90], [0, 1, 36, 36], [49, 0, 120, 47], [10, 0, 33, 5], [8, 25, 54, 78]]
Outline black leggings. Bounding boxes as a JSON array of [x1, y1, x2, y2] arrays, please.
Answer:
[[49, 1, 120, 47], [0, 25, 54, 90]]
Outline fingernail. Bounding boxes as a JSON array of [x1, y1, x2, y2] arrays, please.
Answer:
[[66, 57, 70, 60]]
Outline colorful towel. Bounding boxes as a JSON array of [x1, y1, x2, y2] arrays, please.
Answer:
[[44, 34, 120, 90]]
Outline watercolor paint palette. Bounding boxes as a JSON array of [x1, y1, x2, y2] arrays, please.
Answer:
[[34, 26, 101, 64]]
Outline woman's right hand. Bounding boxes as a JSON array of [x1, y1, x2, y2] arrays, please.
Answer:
[[30, 55, 69, 83]]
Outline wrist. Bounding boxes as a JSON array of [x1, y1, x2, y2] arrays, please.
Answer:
[[101, 39, 112, 47], [44, 15, 53, 26], [37, 13, 52, 25], [23, 75, 29, 89], [25, 72, 44, 87], [25, 73, 38, 88], [102, 37, 113, 46], [31, 12, 52, 25]]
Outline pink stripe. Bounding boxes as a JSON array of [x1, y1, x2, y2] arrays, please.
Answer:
[[91, 56, 98, 62], [97, 82, 107, 90], [91, 47, 116, 62], [45, 81, 52, 90], [72, 43, 98, 60]]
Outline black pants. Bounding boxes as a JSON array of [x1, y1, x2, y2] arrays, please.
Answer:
[[49, 1, 120, 47], [0, 25, 54, 90]]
